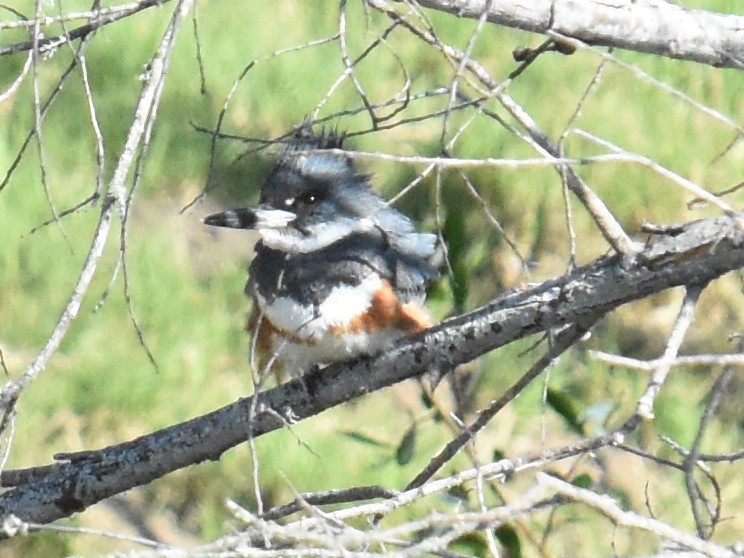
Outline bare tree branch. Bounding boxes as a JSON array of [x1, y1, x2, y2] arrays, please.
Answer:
[[414, 0, 744, 70], [0, 0, 173, 57], [369, 0, 641, 256], [1, 210, 743, 531], [538, 474, 738, 558], [0, 0, 193, 461], [403, 319, 595, 492], [3, 0, 744, 552]]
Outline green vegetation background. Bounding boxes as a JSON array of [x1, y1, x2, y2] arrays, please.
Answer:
[[0, 1, 742, 555]]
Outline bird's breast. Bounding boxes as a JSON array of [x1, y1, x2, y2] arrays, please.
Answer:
[[254, 274, 386, 340], [249, 274, 432, 376]]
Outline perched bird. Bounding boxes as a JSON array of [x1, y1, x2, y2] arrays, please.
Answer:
[[204, 128, 441, 378]]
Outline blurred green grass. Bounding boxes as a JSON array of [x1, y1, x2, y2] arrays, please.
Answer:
[[1, 0, 743, 555]]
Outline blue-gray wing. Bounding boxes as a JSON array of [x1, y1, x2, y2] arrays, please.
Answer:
[[249, 230, 440, 305]]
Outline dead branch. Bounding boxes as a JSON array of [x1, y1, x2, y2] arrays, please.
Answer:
[[1, 210, 743, 531], [413, 0, 744, 70], [0, 0, 172, 57]]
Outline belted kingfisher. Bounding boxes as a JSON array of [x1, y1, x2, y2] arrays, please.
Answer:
[[204, 128, 441, 378]]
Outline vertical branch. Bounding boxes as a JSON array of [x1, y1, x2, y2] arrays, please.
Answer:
[[633, 284, 705, 422], [684, 364, 735, 538], [0, 0, 195, 426]]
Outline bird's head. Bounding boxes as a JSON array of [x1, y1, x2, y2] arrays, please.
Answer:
[[205, 128, 394, 252], [205, 126, 439, 265]]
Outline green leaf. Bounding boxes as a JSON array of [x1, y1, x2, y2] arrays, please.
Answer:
[[608, 487, 632, 510], [420, 389, 434, 409], [495, 524, 522, 558], [449, 533, 487, 556], [546, 387, 583, 435], [341, 431, 391, 449], [443, 203, 470, 313], [420, 389, 446, 422], [529, 191, 550, 259], [395, 423, 417, 466], [571, 473, 593, 489]]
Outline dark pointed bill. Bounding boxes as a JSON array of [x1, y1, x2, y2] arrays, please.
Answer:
[[203, 206, 296, 230]]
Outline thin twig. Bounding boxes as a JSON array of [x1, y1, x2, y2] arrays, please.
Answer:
[[539, 473, 738, 558], [0, 0, 172, 56], [404, 319, 596, 492], [684, 366, 734, 538], [634, 285, 705, 421], [0, 0, 195, 427]]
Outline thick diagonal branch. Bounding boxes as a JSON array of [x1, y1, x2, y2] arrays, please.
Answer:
[[1, 211, 743, 530]]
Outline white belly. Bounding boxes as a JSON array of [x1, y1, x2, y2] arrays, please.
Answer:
[[252, 273, 421, 376], [262, 326, 406, 377]]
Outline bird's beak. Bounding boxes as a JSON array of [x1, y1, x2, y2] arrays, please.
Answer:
[[203, 205, 296, 230]]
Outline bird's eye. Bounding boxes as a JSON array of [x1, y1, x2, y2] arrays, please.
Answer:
[[298, 191, 320, 206]]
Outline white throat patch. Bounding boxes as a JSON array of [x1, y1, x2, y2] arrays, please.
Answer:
[[259, 217, 375, 253]]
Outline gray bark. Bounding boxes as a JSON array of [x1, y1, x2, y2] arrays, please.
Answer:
[[1, 211, 743, 530], [415, 0, 744, 70]]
